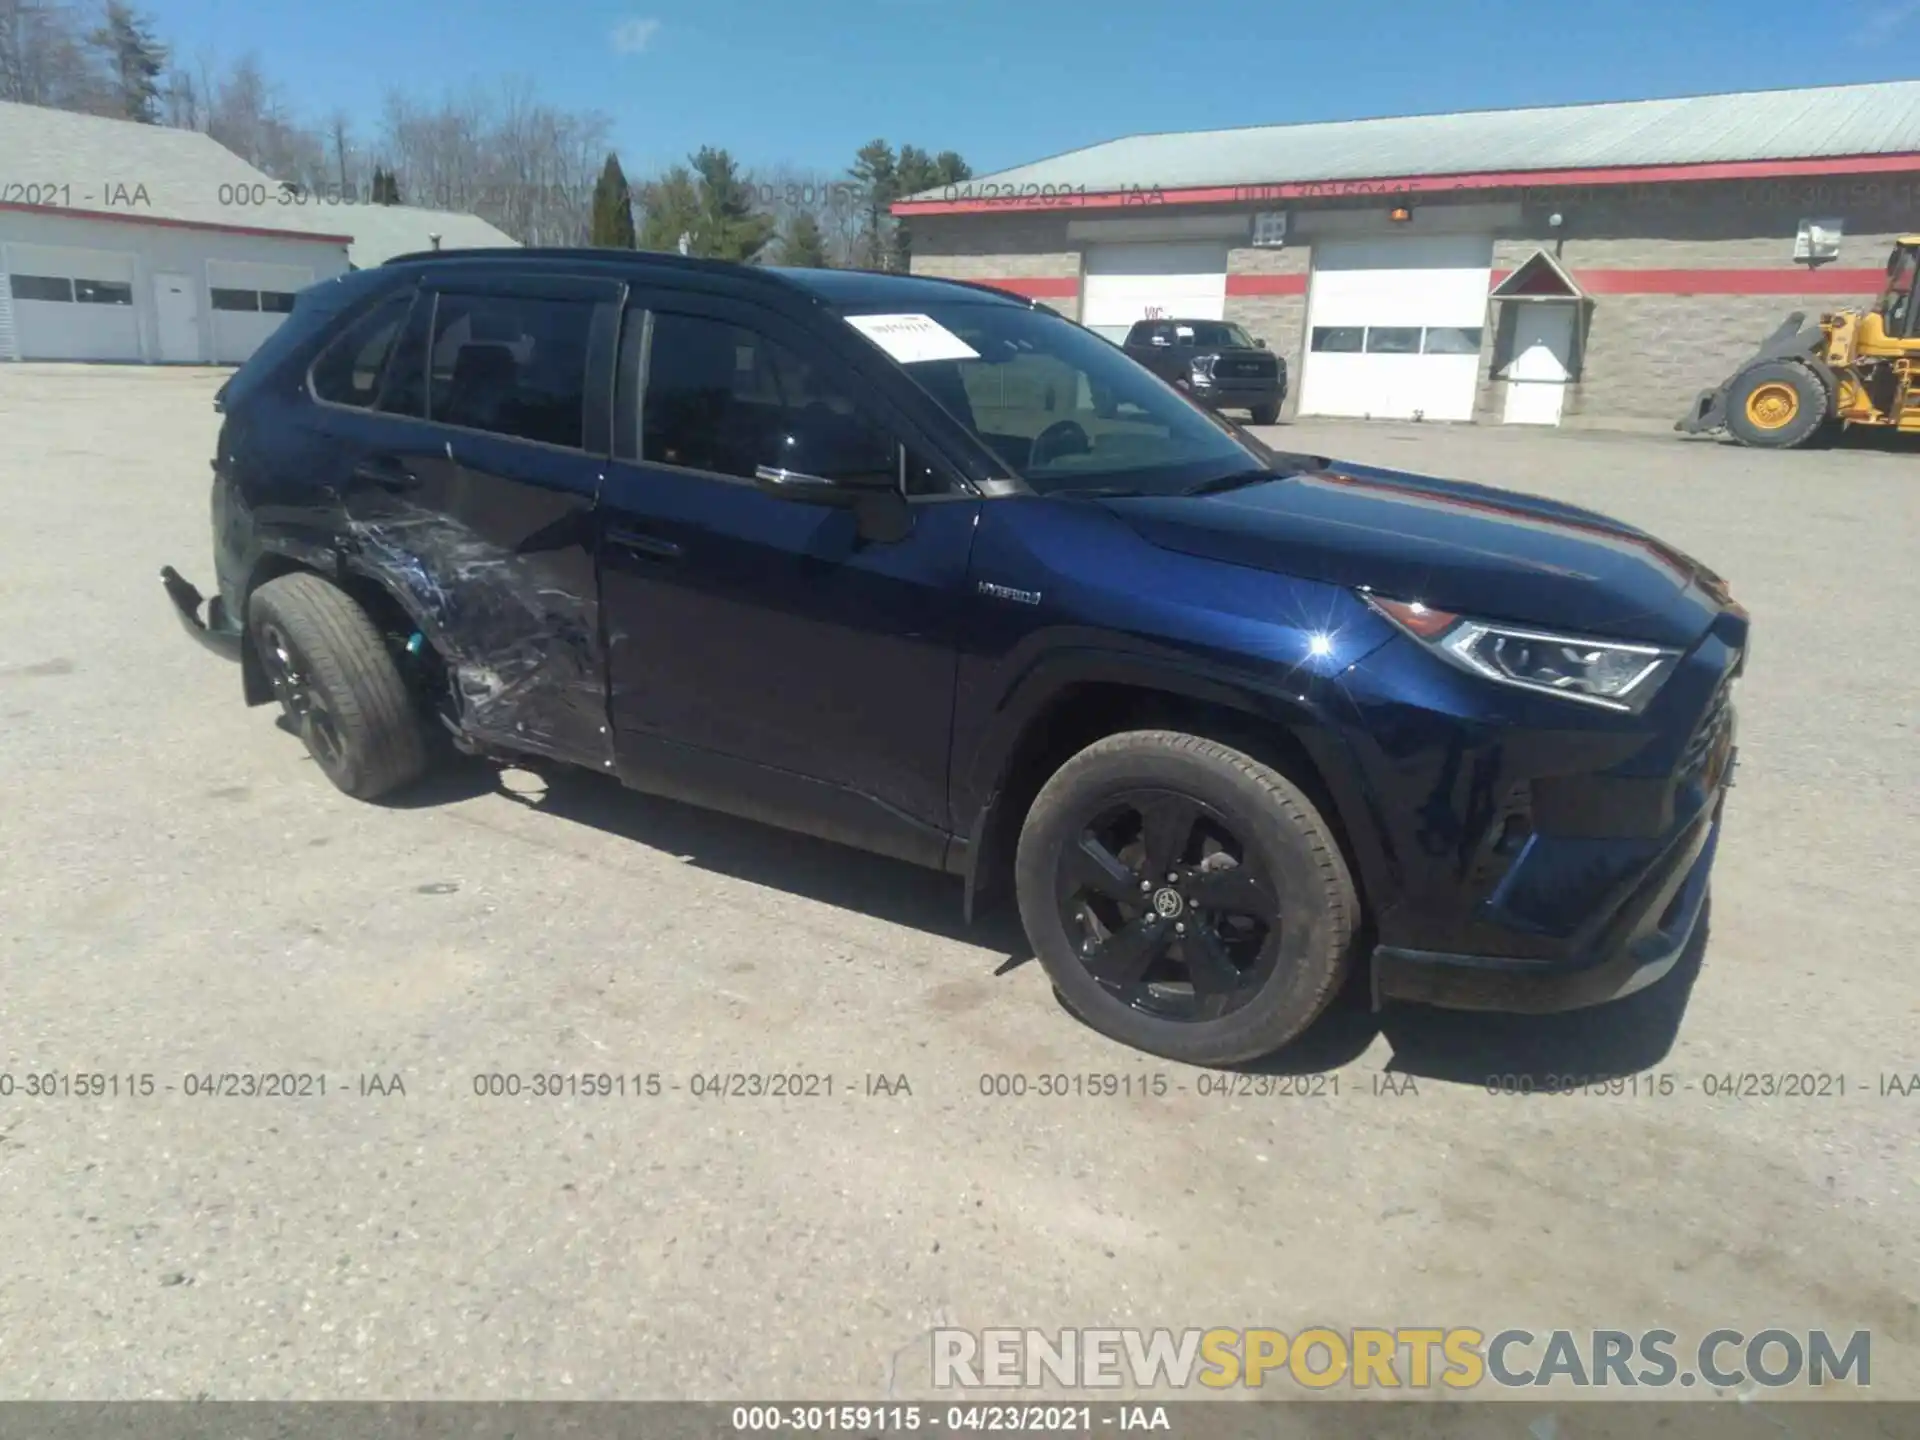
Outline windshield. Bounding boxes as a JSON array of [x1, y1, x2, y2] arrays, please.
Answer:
[[1883, 245, 1917, 335], [1185, 321, 1257, 348], [847, 301, 1267, 496]]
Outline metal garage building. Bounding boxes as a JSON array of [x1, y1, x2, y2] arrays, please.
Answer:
[[896, 80, 1920, 428], [0, 101, 354, 364]]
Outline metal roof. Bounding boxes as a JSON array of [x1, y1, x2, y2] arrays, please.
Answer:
[[345, 206, 519, 267], [907, 81, 1920, 199], [0, 100, 352, 240]]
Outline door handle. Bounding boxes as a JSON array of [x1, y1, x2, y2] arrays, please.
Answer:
[[607, 527, 683, 560], [352, 457, 419, 492]]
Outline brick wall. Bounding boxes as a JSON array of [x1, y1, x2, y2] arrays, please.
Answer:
[[904, 171, 1920, 425]]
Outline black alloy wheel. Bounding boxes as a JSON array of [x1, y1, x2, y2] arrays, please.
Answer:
[[1057, 788, 1281, 1023]]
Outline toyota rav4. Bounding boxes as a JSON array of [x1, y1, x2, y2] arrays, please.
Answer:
[[163, 251, 1744, 1065]]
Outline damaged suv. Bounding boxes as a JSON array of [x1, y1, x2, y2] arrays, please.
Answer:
[[164, 251, 1745, 1065]]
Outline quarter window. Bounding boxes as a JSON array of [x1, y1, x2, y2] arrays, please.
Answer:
[[636, 311, 914, 490], [310, 292, 413, 409], [423, 292, 595, 449]]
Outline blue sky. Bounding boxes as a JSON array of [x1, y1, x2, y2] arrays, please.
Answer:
[[151, 0, 1920, 179]]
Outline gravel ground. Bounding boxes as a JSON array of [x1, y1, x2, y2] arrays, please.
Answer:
[[0, 365, 1914, 1404]]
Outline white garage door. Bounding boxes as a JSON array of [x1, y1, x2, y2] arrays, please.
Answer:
[[1080, 242, 1229, 344], [208, 260, 315, 364], [1298, 235, 1492, 422], [1, 241, 140, 361]]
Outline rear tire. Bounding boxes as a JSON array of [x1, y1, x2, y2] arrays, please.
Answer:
[[1014, 730, 1357, 1065], [248, 572, 429, 801], [1724, 360, 1828, 448], [1250, 402, 1280, 426]]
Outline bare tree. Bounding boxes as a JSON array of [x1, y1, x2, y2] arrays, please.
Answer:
[[206, 53, 327, 189], [377, 81, 611, 243], [0, 0, 104, 110]]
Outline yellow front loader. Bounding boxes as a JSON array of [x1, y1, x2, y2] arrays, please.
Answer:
[[1677, 235, 1920, 448]]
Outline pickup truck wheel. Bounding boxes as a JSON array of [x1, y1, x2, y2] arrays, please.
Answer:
[[249, 572, 428, 801], [1015, 730, 1357, 1065], [1250, 402, 1280, 426]]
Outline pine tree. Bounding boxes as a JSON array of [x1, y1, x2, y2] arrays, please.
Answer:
[[591, 153, 636, 248], [688, 147, 776, 263], [778, 211, 830, 268], [849, 139, 898, 270], [87, 1, 167, 123], [636, 165, 702, 254]]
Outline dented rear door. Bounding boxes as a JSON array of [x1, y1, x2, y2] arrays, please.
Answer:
[[336, 269, 624, 767]]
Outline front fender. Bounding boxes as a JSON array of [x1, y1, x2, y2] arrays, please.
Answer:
[[950, 641, 1398, 926]]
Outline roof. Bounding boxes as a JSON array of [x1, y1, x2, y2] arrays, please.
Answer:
[[380, 248, 1029, 306], [0, 100, 352, 242], [899, 80, 1920, 205], [344, 206, 519, 267]]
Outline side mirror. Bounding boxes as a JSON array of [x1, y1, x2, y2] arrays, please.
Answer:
[[1256, 338, 1268, 349], [753, 463, 910, 543]]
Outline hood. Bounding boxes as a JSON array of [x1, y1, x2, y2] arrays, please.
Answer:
[[1100, 462, 1735, 647]]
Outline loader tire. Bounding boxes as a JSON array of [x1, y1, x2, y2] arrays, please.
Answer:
[[1724, 360, 1829, 449]]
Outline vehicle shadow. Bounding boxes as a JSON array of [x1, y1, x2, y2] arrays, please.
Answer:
[[376, 753, 1708, 1088], [1239, 904, 1712, 1088], [439, 757, 1032, 957]]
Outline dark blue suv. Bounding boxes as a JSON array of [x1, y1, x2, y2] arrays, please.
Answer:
[[163, 250, 1745, 1065]]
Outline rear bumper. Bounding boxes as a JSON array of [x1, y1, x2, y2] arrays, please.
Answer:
[[1372, 793, 1723, 1013], [161, 565, 244, 662]]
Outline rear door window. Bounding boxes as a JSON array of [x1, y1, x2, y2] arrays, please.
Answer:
[[420, 291, 597, 449]]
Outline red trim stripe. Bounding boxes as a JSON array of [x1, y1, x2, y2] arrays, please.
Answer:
[[0, 200, 353, 244], [894, 151, 1920, 216], [972, 275, 1080, 298], [956, 265, 1885, 306], [1572, 266, 1883, 295]]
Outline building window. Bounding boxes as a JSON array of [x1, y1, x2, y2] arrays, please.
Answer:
[[1364, 327, 1423, 354], [259, 291, 298, 314], [211, 288, 260, 312], [1422, 326, 1484, 355], [74, 279, 133, 305], [1310, 326, 1364, 353], [10, 274, 74, 302]]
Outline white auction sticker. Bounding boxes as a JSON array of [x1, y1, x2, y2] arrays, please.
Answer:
[[844, 313, 980, 364]]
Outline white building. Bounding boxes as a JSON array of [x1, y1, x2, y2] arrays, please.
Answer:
[[0, 102, 516, 366]]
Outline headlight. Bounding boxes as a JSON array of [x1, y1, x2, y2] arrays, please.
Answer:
[[1364, 594, 1681, 712], [1190, 354, 1218, 381]]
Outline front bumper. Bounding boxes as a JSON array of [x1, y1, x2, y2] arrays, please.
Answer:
[[1372, 791, 1724, 1012], [1193, 377, 1285, 411], [160, 565, 245, 662]]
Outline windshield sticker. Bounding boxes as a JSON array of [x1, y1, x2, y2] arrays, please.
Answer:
[[845, 313, 980, 364]]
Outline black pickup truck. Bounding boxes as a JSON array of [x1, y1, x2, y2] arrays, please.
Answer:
[[1117, 318, 1285, 425]]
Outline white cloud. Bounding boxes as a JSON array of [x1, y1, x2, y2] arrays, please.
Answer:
[[611, 17, 661, 54], [1857, 0, 1920, 41]]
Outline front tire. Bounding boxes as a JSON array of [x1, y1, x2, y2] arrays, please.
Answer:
[[1724, 360, 1828, 448], [249, 572, 429, 801], [1014, 730, 1357, 1065]]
